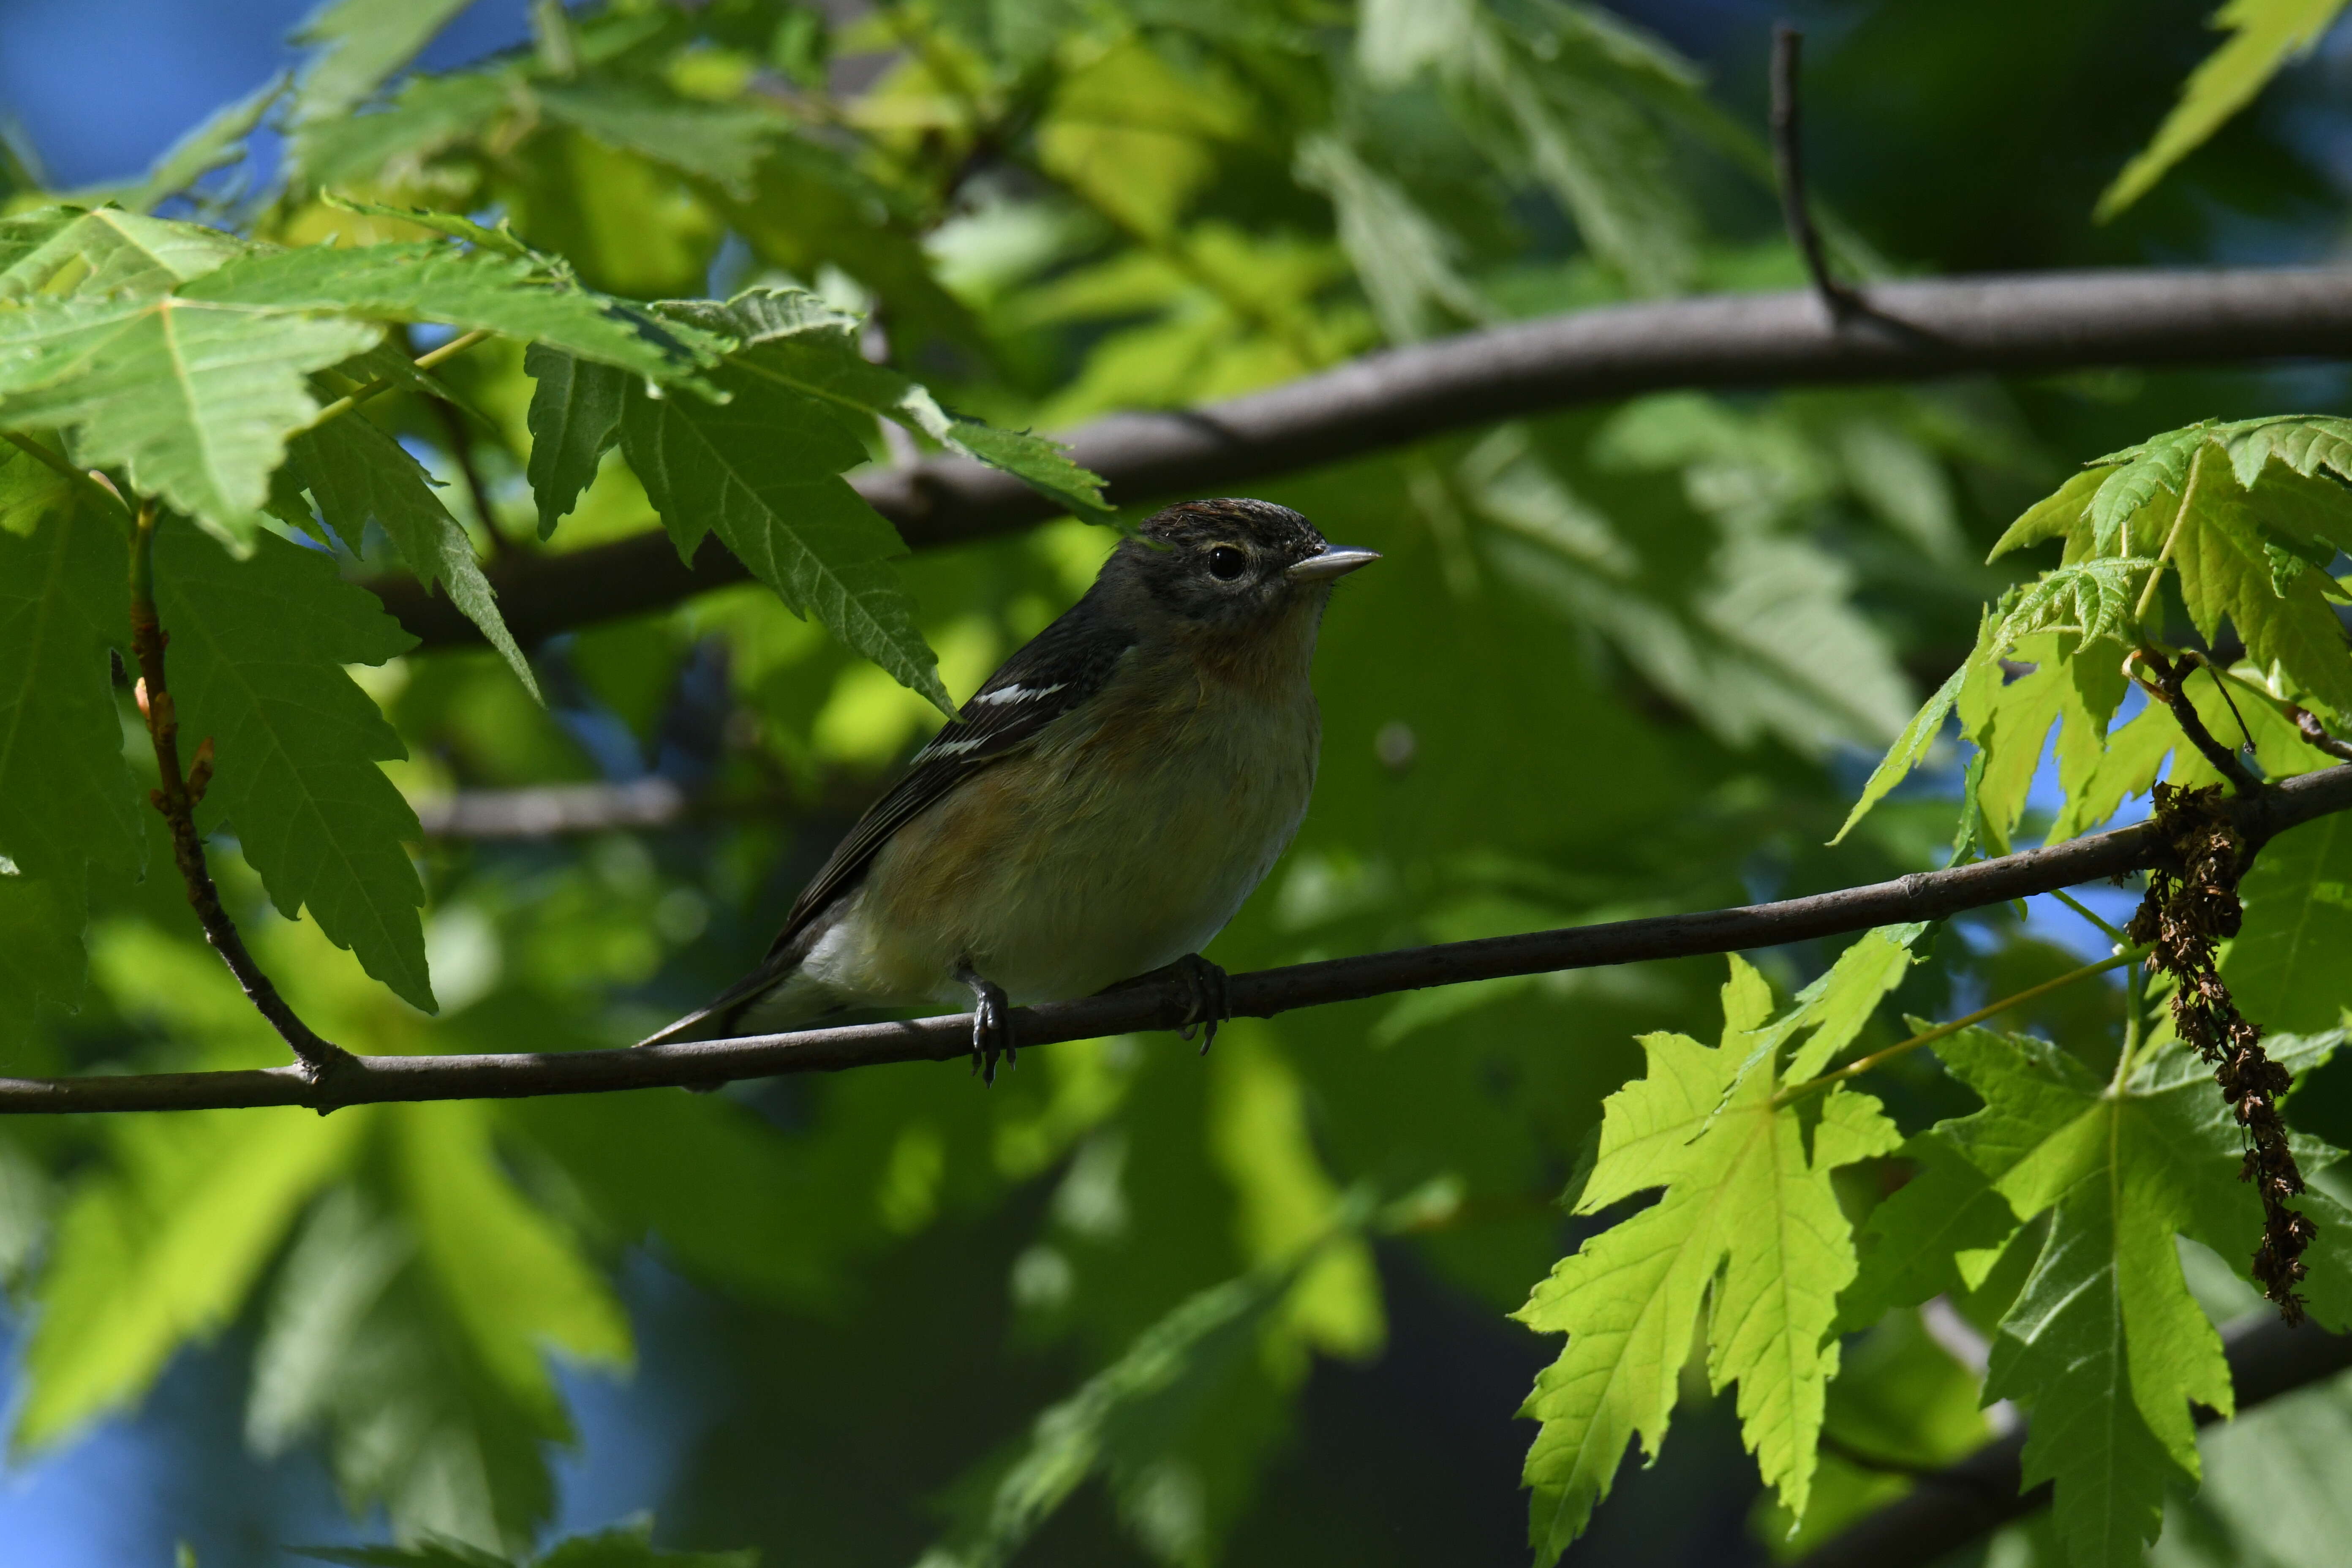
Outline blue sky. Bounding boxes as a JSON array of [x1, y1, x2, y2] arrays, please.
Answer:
[[0, 0, 533, 189]]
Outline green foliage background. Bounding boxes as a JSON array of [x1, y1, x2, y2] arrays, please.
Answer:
[[2, 3, 2352, 1566]]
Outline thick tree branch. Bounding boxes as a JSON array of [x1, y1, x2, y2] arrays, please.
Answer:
[[1792, 1310, 2352, 1568], [130, 507, 356, 1082], [369, 267, 2352, 649], [8, 762, 2349, 1116]]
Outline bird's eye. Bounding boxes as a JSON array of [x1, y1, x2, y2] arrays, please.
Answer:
[[1207, 545, 1248, 580]]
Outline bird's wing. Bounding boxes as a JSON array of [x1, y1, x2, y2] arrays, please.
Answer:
[[760, 611, 1138, 963]]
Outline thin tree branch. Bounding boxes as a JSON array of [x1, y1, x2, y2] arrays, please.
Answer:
[[2294, 708, 2352, 764], [2134, 648, 2263, 796], [1769, 24, 1861, 323], [1791, 1310, 2352, 1568], [129, 507, 356, 1083], [364, 267, 2352, 649], [7, 762, 2349, 1116]]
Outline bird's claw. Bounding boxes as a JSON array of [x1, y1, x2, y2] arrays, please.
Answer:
[[1171, 953, 1230, 1055], [958, 966, 1015, 1085]]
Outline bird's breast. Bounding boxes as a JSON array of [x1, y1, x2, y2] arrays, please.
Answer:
[[847, 646, 1321, 1006]]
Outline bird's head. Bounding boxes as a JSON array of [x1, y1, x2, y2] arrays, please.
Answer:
[[1109, 498, 1378, 633]]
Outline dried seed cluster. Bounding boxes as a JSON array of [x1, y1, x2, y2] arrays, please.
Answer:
[[2127, 781, 2312, 1321]]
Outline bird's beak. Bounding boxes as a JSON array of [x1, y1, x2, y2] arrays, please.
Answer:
[[1288, 546, 1381, 583]]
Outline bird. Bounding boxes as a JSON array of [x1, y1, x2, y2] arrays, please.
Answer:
[[640, 497, 1378, 1080]]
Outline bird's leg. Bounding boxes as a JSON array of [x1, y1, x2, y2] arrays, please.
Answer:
[[1170, 953, 1230, 1054], [956, 964, 1015, 1084]]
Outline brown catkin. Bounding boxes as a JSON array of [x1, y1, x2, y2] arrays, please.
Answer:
[[2126, 782, 2312, 1322]]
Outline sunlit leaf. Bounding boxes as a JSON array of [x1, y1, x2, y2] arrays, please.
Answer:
[[1516, 956, 1904, 1562], [2096, 0, 2352, 220], [290, 0, 478, 124]]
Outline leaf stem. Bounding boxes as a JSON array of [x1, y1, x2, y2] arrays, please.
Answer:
[[2203, 660, 2352, 764], [2048, 887, 2129, 946], [128, 501, 354, 1085], [2133, 441, 2206, 624], [2111, 945, 2147, 1093], [1775, 947, 2142, 1106], [307, 328, 493, 430], [1, 431, 133, 524]]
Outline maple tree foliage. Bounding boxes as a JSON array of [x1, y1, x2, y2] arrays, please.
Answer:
[[2, 3, 2352, 1567]]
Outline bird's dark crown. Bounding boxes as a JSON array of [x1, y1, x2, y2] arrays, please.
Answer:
[[1110, 498, 1331, 628]]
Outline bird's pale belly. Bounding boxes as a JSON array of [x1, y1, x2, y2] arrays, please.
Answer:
[[803, 683, 1318, 1010]]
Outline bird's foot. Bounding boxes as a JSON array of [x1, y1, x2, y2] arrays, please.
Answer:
[[956, 965, 1015, 1085], [1170, 953, 1230, 1055]]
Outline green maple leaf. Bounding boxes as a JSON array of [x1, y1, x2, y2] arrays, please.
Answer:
[[0, 289, 382, 541], [1988, 423, 2352, 725], [1989, 466, 2107, 561], [1999, 558, 2157, 648], [1515, 947, 1913, 1562], [1835, 1137, 2022, 1334], [1829, 618, 1989, 846], [187, 242, 728, 385], [520, 344, 626, 539], [0, 203, 246, 300], [2085, 423, 2211, 556], [282, 411, 538, 696], [671, 290, 1110, 519], [618, 360, 952, 713], [2175, 479, 2352, 722], [2224, 811, 2352, 1032], [2096, 0, 2352, 220], [1906, 1024, 2350, 1568], [16, 1099, 367, 1450], [290, 67, 521, 189], [534, 79, 779, 199], [153, 523, 434, 1010], [289, 0, 477, 124], [1956, 637, 2076, 855], [0, 498, 143, 1042]]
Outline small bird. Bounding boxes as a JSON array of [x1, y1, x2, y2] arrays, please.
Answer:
[[641, 497, 1377, 1078]]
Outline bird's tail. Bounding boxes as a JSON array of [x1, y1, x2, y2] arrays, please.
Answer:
[[635, 961, 802, 1048], [635, 1003, 732, 1049]]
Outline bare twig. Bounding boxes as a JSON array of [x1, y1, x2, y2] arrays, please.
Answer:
[[1791, 1311, 2352, 1568], [128, 505, 355, 1084], [365, 267, 2352, 649], [1769, 25, 1861, 323], [5, 762, 2348, 1116]]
